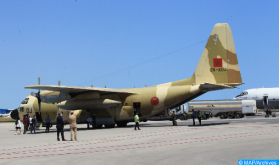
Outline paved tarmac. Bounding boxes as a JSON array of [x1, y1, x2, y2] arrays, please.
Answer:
[[0, 115, 278, 165]]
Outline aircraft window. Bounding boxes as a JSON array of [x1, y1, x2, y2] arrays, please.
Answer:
[[21, 98, 29, 104], [20, 107, 24, 112], [235, 91, 248, 97]]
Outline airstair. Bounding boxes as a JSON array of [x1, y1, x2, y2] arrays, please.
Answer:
[[264, 103, 276, 117]]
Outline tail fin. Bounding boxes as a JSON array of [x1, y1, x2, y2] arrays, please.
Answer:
[[194, 23, 242, 86]]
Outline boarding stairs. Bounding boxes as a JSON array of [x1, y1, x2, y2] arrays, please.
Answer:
[[264, 103, 276, 117]]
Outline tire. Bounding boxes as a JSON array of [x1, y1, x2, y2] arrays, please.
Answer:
[[105, 124, 115, 128], [96, 125, 103, 128], [235, 114, 240, 119], [220, 114, 225, 119], [202, 114, 206, 120], [179, 115, 184, 120], [228, 113, 234, 119], [116, 122, 128, 127]]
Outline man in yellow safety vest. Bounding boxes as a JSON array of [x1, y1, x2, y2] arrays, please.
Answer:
[[197, 110, 202, 125], [134, 112, 141, 130]]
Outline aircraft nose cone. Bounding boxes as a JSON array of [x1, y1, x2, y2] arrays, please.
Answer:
[[11, 109, 18, 120]]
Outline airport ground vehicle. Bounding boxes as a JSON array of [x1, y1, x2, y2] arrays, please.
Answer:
[[188, 99, 257, 119]]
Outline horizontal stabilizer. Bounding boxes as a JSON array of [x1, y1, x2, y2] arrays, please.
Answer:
[[199, 83, 235, 92]]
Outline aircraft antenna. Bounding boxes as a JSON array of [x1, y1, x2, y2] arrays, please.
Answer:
[[36, 77, 42, 114]]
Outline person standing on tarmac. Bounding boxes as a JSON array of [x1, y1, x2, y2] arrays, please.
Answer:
[[29, 116, 33, 133], [32, 115, 37, 134], [15, 117, 22, 135], [45, 115, 51, 132], [23, 115, 28, 134], [197, 110, 202, 125], [191, 109, 196, 126], [134, 112, 140, 130], [68, 111, 77, 141], [56, 113, 65, 141]]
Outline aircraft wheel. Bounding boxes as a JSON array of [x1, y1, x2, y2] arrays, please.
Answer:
[[106, 124, 115, 128], [116, 122, 128, 127], [96, 125, 103, 129]]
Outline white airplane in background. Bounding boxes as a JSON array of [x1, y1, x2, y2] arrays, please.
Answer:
[[0, 110, 12, 118], [234, 88, 279, 109]]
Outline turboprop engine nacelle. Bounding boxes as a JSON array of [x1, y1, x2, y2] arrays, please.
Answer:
[[57, 98, 121, 110], [40, 91, 72, 103]]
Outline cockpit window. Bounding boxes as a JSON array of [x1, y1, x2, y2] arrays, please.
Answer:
[[235, 91, 248, 97], [21, 98, 29, 104]]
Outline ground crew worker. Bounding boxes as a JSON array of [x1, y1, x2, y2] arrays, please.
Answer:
[[134, 112, 140, 130], [197, 110, 202, 125], [68, 111, 77, 141], [23, 115, 28, 134], [45, 115, 51, 132], [191, 109, 196, 126]]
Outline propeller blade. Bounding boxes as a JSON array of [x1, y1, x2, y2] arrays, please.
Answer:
[[36, 91, 41, 114], [37, 77, 41, 114]]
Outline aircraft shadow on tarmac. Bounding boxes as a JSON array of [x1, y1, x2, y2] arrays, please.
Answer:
[[187, 122, 230, 127], [9, 122, 230, 134]]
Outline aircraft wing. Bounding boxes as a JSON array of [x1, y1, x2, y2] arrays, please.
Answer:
[[25, 85, 135, 95], [199, 83, 235, 92]]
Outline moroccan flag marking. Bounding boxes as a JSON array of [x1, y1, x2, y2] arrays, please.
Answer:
[[213, 58, 222, 67]]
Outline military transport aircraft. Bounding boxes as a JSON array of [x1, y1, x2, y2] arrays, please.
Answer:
[[11, 23, 243, 128]]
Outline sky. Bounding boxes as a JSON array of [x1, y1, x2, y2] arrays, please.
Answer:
[[1, 0, 279, 109]]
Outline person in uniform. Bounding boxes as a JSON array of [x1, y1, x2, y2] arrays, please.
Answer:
[[56, 113, 65, 141], [68, 111, 77, 141], [191, 109, 196, 126], [197, 110, 202, 125], [134, 112, 140, 130], [45, 115, 51, 132]]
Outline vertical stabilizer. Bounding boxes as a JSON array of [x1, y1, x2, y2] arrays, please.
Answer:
[[194, 23, 242, 86]]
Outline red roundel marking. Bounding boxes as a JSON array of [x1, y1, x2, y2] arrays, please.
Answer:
[[151, 97, 159, 105]]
